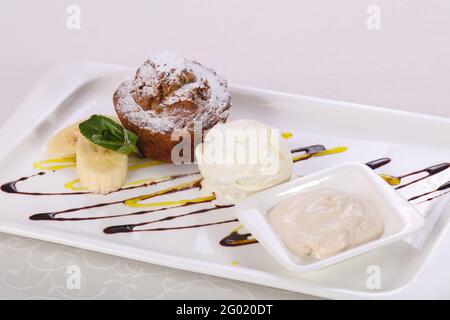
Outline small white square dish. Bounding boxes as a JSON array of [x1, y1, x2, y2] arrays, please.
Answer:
[[235, 162, 425, 273]]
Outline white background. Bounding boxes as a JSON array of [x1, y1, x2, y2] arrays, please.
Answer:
[[0, 0, 449, 299]]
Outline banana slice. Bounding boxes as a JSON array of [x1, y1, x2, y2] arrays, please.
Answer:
[[47, 116, 121, 157], [76, 135, 128, 194], [47, 121, 82, 157]]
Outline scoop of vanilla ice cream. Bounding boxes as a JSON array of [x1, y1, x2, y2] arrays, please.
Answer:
[[195, 119, 293, 204]]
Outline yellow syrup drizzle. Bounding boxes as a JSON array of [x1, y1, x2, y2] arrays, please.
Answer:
[[124, 178, 214, 208], [64, 179, 85, 191], [281, 132, 293, 140], [128, 160, 165, 171], [52, 158, 166, 191], [34, 157, 77, 171], [34, 156, 163, 173], [231, 224, 245, 233], [125, 176, 169, 187], [126, 194, 216, 209], [379, 174, 401, 186], [64, 175, 175, 192], [292, 146, 348, 162]]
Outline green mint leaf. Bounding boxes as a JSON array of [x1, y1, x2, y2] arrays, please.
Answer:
[[79, 115, 139, 155]]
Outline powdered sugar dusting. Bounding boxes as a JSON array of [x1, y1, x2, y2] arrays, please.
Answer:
[[114, 52, 231, 133]]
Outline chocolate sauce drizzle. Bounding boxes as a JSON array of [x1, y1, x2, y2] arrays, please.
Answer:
[[104, 205, 236, 234], [0, 172, 81, 196], [365, 158, 391, 170], [363, 158, 450, 204], [4, 144, 450, 251], [415, 189, 450, 204], [2, 144, 334, 197], [220, 231, 258, 247], [218, 159, 450, 248], [408, 180, 450, 202], [29, 179, 203, 221], [365, 159, 450, 191], [1, 171, 199, 197], [291, 145, 326, 154], [394, 163, 450, 190], [31, 199, 208, 222]]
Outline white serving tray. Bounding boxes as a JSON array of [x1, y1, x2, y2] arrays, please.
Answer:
[[1, 62, 450, 299]]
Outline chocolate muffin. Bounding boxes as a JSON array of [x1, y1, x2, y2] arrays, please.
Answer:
[[113, 53, 231, 163]]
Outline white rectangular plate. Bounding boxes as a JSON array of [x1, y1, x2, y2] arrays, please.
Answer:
[[1, 62, 450, 299]]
